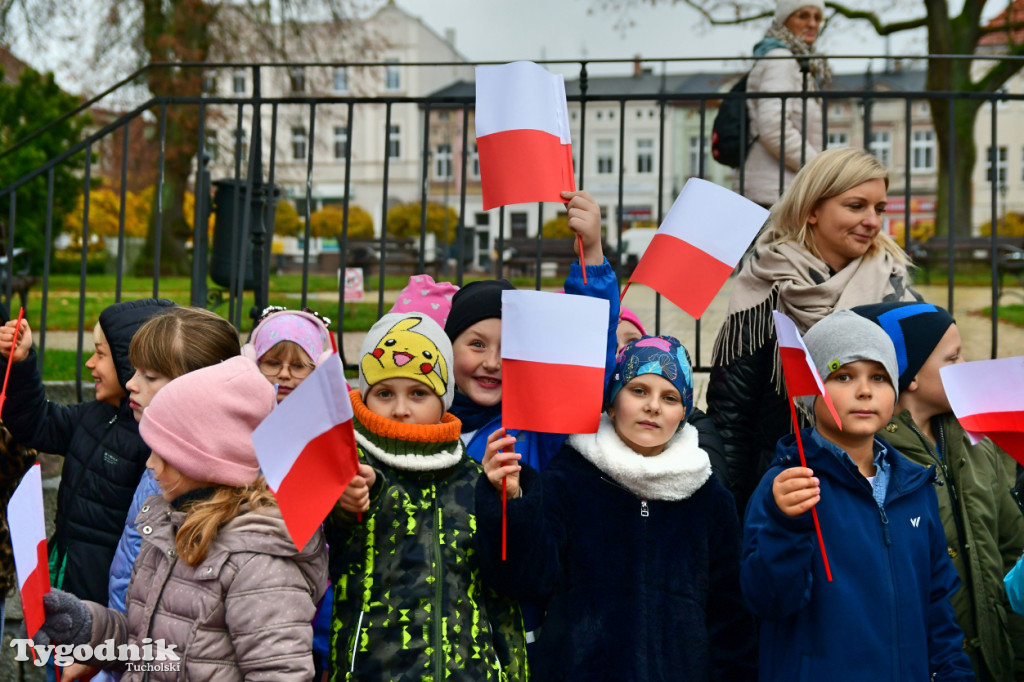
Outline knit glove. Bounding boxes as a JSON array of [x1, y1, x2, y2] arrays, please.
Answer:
[[40, 589, 92, 647]]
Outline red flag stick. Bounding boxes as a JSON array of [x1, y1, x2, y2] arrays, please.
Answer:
[[0, 306, 26, 418], [577, 235, 587, 285], [788, 398, 832, 582]]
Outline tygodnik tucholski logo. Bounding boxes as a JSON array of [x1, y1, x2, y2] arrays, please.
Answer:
[[10, 637, 181, 671]]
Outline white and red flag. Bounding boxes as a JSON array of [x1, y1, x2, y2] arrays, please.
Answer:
[[501, 290, 609, 434], [252, 355, 359, 550], [475, 61, 576, 210], [625, 178, 768, 318], [8, 463, 50, 638], [773, 311, 841, 428], [940, 357, 1024, 464]]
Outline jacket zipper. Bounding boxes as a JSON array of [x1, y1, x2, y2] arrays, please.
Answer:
[[432, 484, 444, 682]]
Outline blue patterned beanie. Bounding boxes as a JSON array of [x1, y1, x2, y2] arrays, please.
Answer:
[[606, 335, 694, 415]]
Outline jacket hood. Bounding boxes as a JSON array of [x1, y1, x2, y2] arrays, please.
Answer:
[[98, 298, 177, 390]]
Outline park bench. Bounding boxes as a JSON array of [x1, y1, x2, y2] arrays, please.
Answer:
[[342, 237, 439, 278], [500, 237, 620, 277], [909, 236, 1024, 300]]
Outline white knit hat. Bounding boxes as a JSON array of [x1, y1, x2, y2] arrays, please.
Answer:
[[775, 0, 825, 23]]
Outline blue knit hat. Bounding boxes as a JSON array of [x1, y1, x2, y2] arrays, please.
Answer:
[[606, 335, 694, 415]]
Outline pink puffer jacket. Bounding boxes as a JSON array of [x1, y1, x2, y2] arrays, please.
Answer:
[[86, 494, 328, 681]]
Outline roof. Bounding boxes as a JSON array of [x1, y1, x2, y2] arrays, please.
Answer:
[[978, 0, 1024, 47]]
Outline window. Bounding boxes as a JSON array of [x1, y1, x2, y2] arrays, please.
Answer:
[[826, 132, 849, 149], [987, 145, 1008, 185], [201, 74, 217, 94], [688, 136, 709, 175], [232, 71, 246, 94], [333, 126, 348, 160], [388, 124, 401, 158], [385, 59, 401, 91], [511, 212, 528, 238], [636, 139, 654, 174], [910, 130, 935, 172], [234, 129, 248, 164], [333, 66, 348, 92], [435, 144, 452, 180], [471, 143, 480, 178], [831, 104, 844, 117], [203, 130, 218, 163], [869, 131, 892, 168], [289, 67, 306, 93], [596, 139, 615, 174], [292, 126, 307, 161]]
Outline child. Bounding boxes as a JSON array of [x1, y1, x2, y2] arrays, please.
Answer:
[[741, 310, 973, 680], [0, 298, 175, 604], [243, 306, 334, 402], [325, 312, 526, 680], [445, 189, 619, 470], [616, 306, 646, 351], [109, 307, 242, 609], [37, 357, 328, 680], [853, 301, 1024, 681], [477, 335, 756, 680]]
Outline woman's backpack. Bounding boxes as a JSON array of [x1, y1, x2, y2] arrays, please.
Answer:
[[711, 74, 756, 169]]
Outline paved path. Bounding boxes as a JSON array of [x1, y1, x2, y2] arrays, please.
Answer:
[[37, 282, 1024, 411]]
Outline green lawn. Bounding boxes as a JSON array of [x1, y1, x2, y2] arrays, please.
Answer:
[[982, 304, 1024, 327]]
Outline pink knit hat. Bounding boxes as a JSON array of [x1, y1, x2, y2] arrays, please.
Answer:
[[389, 274, 459, 328], [619, 307, 647, 336], [140, 357, 276, 487]]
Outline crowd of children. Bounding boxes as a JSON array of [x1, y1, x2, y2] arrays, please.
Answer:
[[0, 181, 1020, 682]]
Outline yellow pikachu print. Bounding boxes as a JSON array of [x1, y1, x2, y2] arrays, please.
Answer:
[[361, 316, 448, 396]]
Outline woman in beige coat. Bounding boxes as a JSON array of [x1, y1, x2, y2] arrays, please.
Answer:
[[37, 357, 328, 681], [743, 0, 829, 207]]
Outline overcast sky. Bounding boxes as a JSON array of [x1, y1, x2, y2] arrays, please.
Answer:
[[6, 0, 1007, 92]]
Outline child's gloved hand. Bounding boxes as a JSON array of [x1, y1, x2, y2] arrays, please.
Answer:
[[338, 463, 376, 514], [772, 466, 820, 518], [561, 190, 604, 266], [41, 588, 92, 647], [0, 317, 32, 363], [482, 428, 522, 499]]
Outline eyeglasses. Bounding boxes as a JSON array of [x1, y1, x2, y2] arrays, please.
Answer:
[[258, 359, 315, 379]]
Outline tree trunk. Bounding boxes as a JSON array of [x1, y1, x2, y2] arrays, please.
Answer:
[[930, 97, 980, 238]]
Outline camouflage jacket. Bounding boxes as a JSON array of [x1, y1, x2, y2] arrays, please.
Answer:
[[325, 405, 527, 681]]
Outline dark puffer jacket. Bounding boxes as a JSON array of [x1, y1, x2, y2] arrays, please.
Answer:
[[0, 298, 175, 602]]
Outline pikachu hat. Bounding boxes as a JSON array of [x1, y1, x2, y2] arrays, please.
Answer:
[[359, 312, 455, 411]]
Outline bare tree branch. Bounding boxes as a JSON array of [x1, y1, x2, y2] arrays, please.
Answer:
[[825, 1, 927, 36]]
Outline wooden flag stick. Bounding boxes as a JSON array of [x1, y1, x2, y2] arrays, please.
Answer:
[[788, 398, 833, 582], [577, 234, 587, 285]]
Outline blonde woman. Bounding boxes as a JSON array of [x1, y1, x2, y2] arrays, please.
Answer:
[[37, 358, 328, 681], [708, 147, 919, 515]]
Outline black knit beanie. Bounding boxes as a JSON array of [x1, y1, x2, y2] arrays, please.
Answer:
[[850, 301, 955, 394], [444, 279, 515, 343]]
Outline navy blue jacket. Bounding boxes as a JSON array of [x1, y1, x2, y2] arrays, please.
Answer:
[[477, 441, 757, 681], [0, 298, 175, 603], [742, 429, 974, 681]]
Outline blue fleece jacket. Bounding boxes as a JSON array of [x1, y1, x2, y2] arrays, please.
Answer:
[[742, 428, 973, 681], [107, 469, 161, 612], [457, 259, 620, 470]]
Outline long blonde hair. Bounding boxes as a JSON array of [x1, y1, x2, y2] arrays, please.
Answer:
[[769, 147, 909, 267], [175, 476, 278, 566]]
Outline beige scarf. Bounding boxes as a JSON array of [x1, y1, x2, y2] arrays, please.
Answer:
[[712, 229, 918, 389]]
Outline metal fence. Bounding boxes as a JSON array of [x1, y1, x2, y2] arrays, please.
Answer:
[[1, 56, 1022, 391]]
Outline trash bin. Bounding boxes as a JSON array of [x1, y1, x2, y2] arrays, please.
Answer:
[[210, 179, 280, 290]]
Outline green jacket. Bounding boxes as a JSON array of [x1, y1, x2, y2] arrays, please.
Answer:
[[881, 410, 1024, 681], [325, 398, 527, 681]]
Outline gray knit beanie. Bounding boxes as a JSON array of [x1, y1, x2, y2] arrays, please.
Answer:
[[801, 310, 899, 413]]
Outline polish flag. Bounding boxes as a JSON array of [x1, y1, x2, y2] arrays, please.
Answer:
[[252, 355, 360, 550], [7, 463, 50, 638], [773, 311, 841, 428], [940, 357, 1024, 464], [625, 178, 768, 318], [501, 290, 609, 434], [475, 61, 576, 210]]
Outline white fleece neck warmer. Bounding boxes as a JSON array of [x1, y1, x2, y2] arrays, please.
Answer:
[[568, 415, 712, 501]]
